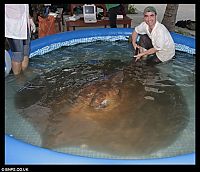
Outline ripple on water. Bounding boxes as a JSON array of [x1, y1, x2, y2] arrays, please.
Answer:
[[6, 41, 195, 158]]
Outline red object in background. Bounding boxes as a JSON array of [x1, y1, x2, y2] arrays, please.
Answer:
[[38, 15, 56, 38]]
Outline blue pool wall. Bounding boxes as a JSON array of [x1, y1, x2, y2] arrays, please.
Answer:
[[5, 28, 195, 164], [30, 28, 195, 57]]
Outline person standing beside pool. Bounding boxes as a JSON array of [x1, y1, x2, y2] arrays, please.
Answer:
[[131, 6, 175, 63], [5, 4, 36, 75], [105, 4, 125, 28]]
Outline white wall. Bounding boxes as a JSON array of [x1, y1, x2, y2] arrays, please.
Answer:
[[133, 4, 195, 22]]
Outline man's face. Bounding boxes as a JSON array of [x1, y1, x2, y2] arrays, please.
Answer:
[[144, 12, 156, 28]]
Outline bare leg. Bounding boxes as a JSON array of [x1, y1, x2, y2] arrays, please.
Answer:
[[22, 56, 29, 71], [12, 60, 22, 75]]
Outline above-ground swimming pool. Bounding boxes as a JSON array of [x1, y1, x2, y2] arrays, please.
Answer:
[[5, 28, 195, 164]]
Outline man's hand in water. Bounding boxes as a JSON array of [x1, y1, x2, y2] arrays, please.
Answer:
[[133, 43, 142, 51], [134, 47, 158, 62], [134, 53, 144, 62]]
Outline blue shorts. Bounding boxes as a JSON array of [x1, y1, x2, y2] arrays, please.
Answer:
[[7, 29, 30, 62]]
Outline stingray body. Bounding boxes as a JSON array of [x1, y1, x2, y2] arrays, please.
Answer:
[[13, 60, 190, 156], [73, 71, 124, 112]]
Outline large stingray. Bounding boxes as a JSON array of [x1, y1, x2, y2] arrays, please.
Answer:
[[14, 60, 190, 157]]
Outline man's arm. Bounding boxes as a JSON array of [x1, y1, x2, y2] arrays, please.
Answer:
[[134, 47, 158, 61], [131, 31, 139, 50]]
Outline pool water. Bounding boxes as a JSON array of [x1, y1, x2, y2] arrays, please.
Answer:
[[5, 41, 195, 159]]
